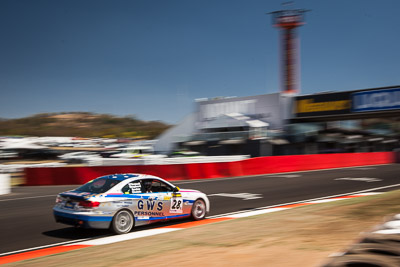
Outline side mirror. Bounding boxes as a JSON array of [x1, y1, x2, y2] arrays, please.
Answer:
[[173, 186, 180, 192]]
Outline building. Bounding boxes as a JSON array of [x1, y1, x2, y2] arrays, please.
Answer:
[[154, 93, 293, 157], [155, 85, 400, 157]]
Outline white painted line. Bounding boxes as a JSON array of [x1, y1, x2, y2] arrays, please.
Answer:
[[350, 167, 376, 170], [210, 190, 385, 219], [341, 183, 400, 194], [226, 208, 289, 218], [308, 199, 344, 204], [335, 177, 382, 183], [1, 164, 393, 202], [209, 192, 384, 219], [0, 238, 92, 257], [174, 164, 393, 184], [207, 193, 263, 200], [0, 195, 56, 202], [269, 174, 301, 178], [0, 188, 389, 258], [74, 228, 181, 246]]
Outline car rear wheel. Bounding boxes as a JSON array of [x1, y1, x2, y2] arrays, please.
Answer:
[[111, 210, 134, 234], [191, 199, 206, 220]]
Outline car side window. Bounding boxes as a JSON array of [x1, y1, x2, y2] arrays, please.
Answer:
[[139, 179, 174, 193], [142, 179, 153, 193], [152, 180, 173, 193], [150, 181, 162, 193], [121, 181, 142, 194]]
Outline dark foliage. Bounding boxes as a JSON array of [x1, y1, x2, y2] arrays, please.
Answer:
[[0, 112, 171, 139]]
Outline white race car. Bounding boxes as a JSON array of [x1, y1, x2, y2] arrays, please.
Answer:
[[53, 173, 210, 234]]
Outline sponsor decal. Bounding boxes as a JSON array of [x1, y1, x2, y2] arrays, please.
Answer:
[[170, 197, 183, 213], [134, 211, 164, 217], [352, 88, 400, 112], [64, 202, 76, 209], [137, 200, 163, 211], [128, 182, 141, 193], [294, 92, 351, 117], [296, 99, 350, 113]]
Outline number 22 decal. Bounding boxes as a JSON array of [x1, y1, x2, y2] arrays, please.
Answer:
[[170, 197, 183, 213]]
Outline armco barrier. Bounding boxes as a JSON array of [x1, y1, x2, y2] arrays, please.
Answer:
[[24, 152, 395, 186]]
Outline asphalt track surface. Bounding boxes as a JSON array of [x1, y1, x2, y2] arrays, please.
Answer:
[[2, 164, 400, 255]]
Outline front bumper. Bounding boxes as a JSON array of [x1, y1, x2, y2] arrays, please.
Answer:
[[53, 208, 112, 229]]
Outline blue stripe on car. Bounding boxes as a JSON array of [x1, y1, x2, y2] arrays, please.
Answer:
[[136, 214, 190, 221], [54, 211, 112, 222], [105, 194, 142, 199], [105, 194, 195, 204]]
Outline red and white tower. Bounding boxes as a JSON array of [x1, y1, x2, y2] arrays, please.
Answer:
[[270, 7, 308, 95]]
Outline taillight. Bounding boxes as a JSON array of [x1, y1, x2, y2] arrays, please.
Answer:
[[55, 195, 63, 203], [78, 201, 100, 208]]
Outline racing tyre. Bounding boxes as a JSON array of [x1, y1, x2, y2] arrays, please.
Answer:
[[323, 254, 399, 267], [191, 199, 206, 221], [111, 210, 134, 234]]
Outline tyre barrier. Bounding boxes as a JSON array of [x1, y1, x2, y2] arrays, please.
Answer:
[[361, 233, 400, 247], [323, 254, 400, 267], [347, 243, 400, 257], [322, 216, 400, 267]]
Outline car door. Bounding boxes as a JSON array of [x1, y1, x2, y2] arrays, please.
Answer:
[[132, 179, 166, 220], [119, 180, 143, 217], [148, 179, 185, 218]]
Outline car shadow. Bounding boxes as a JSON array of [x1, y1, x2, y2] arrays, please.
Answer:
[[42, 218, 195, 240], [42, 227, 111, 240]]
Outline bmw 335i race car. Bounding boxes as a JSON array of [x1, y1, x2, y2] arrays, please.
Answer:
[[53, 173, 210, 234]]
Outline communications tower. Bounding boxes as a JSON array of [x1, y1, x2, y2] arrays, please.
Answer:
[[269, 6, 309, 95]]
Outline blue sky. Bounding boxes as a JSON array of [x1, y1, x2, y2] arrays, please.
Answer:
[[1, 0, 399, 124]]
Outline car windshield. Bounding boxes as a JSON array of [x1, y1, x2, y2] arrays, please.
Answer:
[[75, 178, 121, 193]]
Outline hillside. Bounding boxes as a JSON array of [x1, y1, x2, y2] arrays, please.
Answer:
[[0, 112, 171, 139]]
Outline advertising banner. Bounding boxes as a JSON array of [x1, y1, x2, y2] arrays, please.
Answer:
[[352, 88, 400, 113], [294, 92, 352, 118]]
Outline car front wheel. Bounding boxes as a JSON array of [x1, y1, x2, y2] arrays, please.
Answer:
[[111, 210, 134, 234], [191, 199, 206, 220]]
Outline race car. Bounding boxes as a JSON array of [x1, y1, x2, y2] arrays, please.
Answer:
[[53, 173, 210, 234]]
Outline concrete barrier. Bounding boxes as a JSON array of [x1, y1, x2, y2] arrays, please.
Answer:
[[0, 174, 11, 195], [24, 152, 395, 186]]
